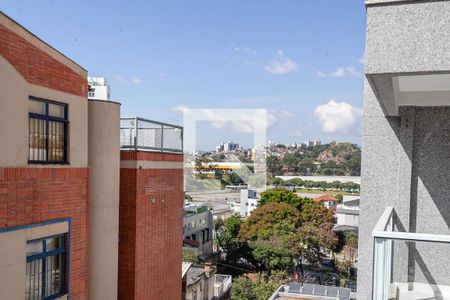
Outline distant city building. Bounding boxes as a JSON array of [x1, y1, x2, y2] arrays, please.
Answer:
[[88, 76, 111, 100], [216, 141, 239, 153], [305, 139, 321, 147], [183, 202, 214, 256]]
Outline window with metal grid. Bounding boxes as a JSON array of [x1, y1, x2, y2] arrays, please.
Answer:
[[26, 235, 68, 300], [28, 96, 68, 164]]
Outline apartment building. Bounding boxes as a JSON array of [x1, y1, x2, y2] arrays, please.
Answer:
[[0, 12, 184, 300], [87, 76, 110, 100], [359, 1, 450, 299], [183, 202, 214, 256], [228, 189, 258, 217], [335, 195, 359, 232]]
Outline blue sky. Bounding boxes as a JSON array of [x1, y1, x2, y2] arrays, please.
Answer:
[[2, 0, 366, 150]]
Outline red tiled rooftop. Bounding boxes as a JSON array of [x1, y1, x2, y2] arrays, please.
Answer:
[[314, 195, 338, 202]]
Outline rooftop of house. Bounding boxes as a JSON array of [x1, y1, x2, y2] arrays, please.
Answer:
[[314, 195, 338, 203], [186, 264, 215, 287]]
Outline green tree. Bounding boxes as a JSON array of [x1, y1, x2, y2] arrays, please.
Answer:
[[230, 276, 257, 300], [182, 248, 203, 264], [258, 188, 309, 210], [239, 203, 302, 272], [239, 202, 301, 241], [216, 215, 251, 263], [300, 201, 335, 226], [231, 272, 288, 300], [229, 171, 244, 185], [290, 223, 338, 271]]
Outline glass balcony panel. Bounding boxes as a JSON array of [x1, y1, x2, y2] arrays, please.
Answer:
[[373, 207, 450, 300]]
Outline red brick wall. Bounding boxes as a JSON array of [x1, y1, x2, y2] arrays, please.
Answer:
[[0, 24, 87, 97], [119, 152, 184, 300], [0, 167, 89, 300]]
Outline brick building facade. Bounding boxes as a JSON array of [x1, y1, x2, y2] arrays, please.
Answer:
[[0, 11, 184, 300], [119, 152, 184, 300]]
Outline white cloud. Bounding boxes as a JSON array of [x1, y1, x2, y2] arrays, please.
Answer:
[[113, 75, 125, 83], [345, 66, 361, 77], [317, 65, 361, 78], [131, 77, 143, 85], [316, 70, 327, 78], [329, 67, 345, 78], [159, 72, 167, 77], [264, 50, 298, 74], [172, 105, 189, 114], [280, 110, 294, 118], [288, 128, 302, 137], [358, 57, 364, 64], [172, 106, 281, 134], [314, 100, 362, 134]]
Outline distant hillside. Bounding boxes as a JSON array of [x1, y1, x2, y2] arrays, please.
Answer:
[[316, 142, 360, 165], [268, 142, 361, 176]]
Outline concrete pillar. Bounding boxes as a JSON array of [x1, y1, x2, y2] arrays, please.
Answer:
[[88, 99, 121, 300]]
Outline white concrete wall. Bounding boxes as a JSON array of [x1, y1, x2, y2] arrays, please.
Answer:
[[87, 100, 120, 300]]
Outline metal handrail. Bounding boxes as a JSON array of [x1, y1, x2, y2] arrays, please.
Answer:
[[373, 206, 450, 244], [120, 116, 183, 153]]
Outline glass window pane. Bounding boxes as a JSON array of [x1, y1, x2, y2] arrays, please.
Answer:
[[48, 103, 65, 118], [26, 240, 43, 257], [26, 259, 42, 300], [46, 236, 63, 251], [29, 99, 45, 114]]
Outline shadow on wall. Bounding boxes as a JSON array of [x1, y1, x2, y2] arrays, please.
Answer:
[[386, 107, 450, 299]]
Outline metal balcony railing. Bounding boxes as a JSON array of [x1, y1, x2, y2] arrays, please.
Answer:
[[120, 117, 183, 153], [214, 274, 232, 299], [372, 206, 450, 300]]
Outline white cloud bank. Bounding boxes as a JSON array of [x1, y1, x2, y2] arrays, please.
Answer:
[[314, 100, 362, 134], [264, 50, 298, 74], [316, 66, 361, 78], [172, 106, 292, 134], [131, 77, 143, 85]]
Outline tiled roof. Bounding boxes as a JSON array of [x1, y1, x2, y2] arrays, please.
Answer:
[[314, 195, 338, 202]]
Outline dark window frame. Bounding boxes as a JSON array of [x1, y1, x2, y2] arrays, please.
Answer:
[[28, 96, 69, 164], [26, 234, 68, 300]]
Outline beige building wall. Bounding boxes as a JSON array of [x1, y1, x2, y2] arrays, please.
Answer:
[[87, 99, 121, 300], [0, 56, 88, 168], [0, 221, 69, 300]]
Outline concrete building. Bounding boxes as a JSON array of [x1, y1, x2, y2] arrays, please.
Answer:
[[215, 141, 239, 153], [0, 12, 184, 300], [184, 202, 214, 256], [228, 189, 258, 217], [359, 1, 450, 299], [87, 76, 110, 100], [335, 195, 359, 233], [184, 263, 232, 300]]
